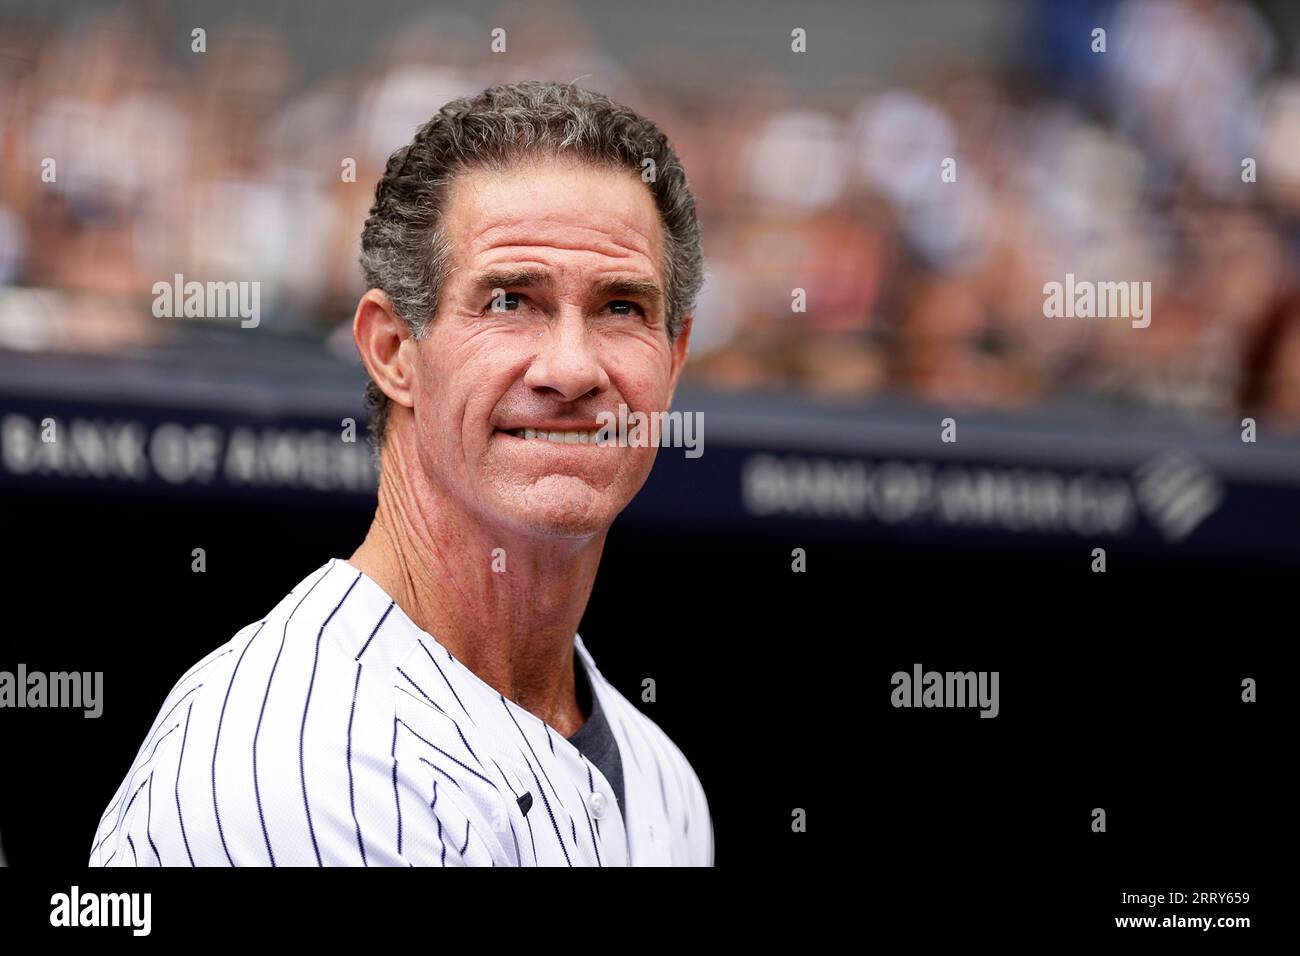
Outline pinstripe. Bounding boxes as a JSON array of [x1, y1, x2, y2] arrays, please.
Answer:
[[103, 776, 147, 866], [348, 597, 395, 865], [347, 662, 367, 866], [519, 752, 572, 866], [507, 817, 522, 865], [92, 648, 234, 840], [301, 571, 362, 866], [417, 638, 477, 727], [396, 667, 442, 709], [503, 701, 569, 815], [146, 773, 160, 866], [503, 700, 572, 865], [492, 756, 537, 864], [173, 645, 236, 692], [98, 720, 181, 849], [356, 601, 394, 660], [391, 717, 402, 855], [417, 755, 462, 788], [396, 670, 491, 778], [519, 713, 571, 830], [253, 563, 331, 867], [448, 720, 485, 774], [92, 724, 179, 860], [431, 779, 446, 866], [213, 619, 268, 867], [141, 684, 203, 759], [252, 630, 288, 867], [175, 700, 196, 867], [397, 717, 500, 791]]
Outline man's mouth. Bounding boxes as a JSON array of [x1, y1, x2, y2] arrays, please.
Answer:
[[499, 427, 607, 445]]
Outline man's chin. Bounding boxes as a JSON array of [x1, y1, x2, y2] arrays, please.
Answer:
[[501, 508, 613, 541], [490, 479, 622, 539]]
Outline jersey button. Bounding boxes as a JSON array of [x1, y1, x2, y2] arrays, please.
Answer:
[[588, 791, 608, 820]]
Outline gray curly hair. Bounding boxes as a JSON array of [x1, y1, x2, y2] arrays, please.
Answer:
[[358, 80, 704, 452]]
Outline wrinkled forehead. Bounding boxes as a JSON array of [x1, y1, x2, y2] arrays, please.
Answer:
[[441, 157, 667, 277]]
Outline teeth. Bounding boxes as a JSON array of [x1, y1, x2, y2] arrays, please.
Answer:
[[508, 428, 602, 442]]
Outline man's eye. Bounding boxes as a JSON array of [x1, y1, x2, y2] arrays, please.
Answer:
[[489, 292, 522, 312], [607, 300, 644, 317]]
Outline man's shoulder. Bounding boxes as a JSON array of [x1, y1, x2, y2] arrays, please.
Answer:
[[89, 561, 409, 866], [162, 559, 402, 745], [143, 561, 338, 716], [176, 559, 400, 682]]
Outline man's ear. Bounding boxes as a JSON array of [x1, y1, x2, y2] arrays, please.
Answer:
[[666, 312, 693, 408], [354, 289, 416, 411]]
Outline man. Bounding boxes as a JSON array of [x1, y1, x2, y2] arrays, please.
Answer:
[[89, 80, 711, 866]]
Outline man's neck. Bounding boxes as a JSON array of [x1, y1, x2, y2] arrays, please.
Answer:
[[347, 437, 604, 738]]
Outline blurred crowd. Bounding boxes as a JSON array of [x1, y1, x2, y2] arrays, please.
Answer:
[[0, 0, 1298, 428]]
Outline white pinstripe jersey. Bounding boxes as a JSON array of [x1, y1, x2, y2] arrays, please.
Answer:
[[88, 558, 714, 867]]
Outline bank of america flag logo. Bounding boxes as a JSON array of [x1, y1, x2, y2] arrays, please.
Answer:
[[1133, 453, 1223, 543]]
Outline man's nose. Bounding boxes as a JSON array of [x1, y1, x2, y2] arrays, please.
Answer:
[[523, 310, 609, 402]]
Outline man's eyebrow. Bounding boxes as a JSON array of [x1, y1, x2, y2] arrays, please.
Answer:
[[470, 270, 663, 304], [590, 276, 663, 303], [471, 268, 552, 292]]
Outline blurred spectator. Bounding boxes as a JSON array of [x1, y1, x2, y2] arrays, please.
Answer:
[[0, 0, 1296, 429]]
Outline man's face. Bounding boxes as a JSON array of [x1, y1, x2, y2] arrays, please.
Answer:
[[404, 157, 690, 539]]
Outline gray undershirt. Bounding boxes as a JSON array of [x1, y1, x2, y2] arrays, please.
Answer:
[[565, 650, 626, 814]]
